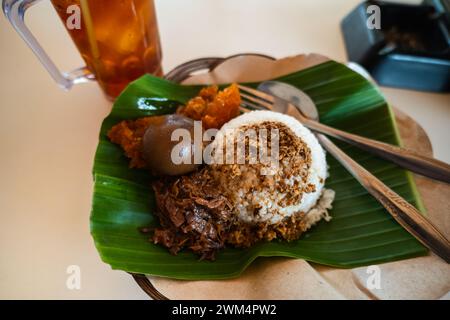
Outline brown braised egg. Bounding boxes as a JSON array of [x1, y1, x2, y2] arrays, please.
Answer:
[[142, 114, 201, 176], [107, 114, 200, 175]]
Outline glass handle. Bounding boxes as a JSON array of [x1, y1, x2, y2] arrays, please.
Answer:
[[2, 0, 94, 90]]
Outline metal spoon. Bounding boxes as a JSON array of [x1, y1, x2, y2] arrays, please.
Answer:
[[257, 81, 450, 183], [257, 80, 450, 263]]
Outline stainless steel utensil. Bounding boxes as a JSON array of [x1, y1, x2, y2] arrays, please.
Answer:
[[243, 81, 450, 183]]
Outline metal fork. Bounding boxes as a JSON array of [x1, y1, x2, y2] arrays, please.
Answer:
[[238, 84, 450, 263], [239, 84, 450, 183]]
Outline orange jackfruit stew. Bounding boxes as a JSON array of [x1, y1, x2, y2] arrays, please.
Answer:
[[177, 83, 241, 129]]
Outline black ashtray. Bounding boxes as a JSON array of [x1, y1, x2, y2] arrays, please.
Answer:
[[341, 0, 450, 92]]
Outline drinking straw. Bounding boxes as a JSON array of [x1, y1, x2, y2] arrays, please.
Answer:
[[80, 0, 100, 62]]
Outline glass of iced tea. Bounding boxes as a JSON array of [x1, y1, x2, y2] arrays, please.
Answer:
[[3, 0, 163, 99]]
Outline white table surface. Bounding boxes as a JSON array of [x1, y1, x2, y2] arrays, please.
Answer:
[[0, 0, 449, 299]]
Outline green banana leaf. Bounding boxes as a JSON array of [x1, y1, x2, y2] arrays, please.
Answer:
[[91, 60, 427, 280]]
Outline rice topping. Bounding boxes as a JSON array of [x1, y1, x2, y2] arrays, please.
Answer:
[[209, 111, 328, 224]]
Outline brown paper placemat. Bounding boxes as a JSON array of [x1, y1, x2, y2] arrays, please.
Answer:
[[149, 54, 450, 300]]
